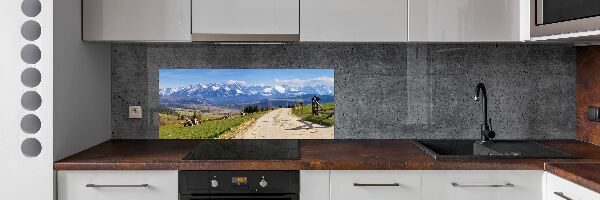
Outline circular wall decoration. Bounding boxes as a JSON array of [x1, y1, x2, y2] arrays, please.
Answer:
[[21, 0, 41, 17], [21, 138, 42, 157], [21, 91, 42, 111], [21, 68, 41, 87], [21, 44, 41, 64], [20, 114, 41, 134], [21, 0, 43, 160], [21, 20, 41, 41]]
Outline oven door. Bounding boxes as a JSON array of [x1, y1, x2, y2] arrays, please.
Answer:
[[532, 0, 600, 37], [180, 194, 299, 200]]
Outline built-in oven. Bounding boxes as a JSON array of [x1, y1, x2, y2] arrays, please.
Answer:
[[179, 171, 299, 200], [532, 0, 600, 37]]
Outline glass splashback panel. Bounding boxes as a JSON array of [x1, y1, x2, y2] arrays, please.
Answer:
[[159, 69, 334, 139]]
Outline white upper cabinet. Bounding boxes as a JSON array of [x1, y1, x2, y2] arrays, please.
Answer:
[[409, 0, 530, 42], [83, 0, 191, 42], [191, 0, 300, 41], [300, 0, 408, 42], [80, 0, 532, 42]]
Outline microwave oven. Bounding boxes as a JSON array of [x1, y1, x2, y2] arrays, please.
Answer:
[[532, 0, 600, 37]]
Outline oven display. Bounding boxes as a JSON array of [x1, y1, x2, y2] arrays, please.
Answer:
[[232, 177, 248, 186]]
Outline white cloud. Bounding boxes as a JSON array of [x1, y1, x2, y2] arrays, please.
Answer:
[[226, 80, 248, 85], [275, 76, 334, 88]]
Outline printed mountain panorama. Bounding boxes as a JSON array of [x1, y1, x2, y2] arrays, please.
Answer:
[[159, 69, 334, 139], [159, 82, 334, 109]]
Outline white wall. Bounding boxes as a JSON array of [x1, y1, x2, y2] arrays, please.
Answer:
[[0, 0, 110, 199], [0, 0, 54, 199], [53, 0, 111, 161]]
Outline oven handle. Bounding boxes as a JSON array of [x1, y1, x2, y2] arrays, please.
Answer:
[[180, 194, 298, 200]]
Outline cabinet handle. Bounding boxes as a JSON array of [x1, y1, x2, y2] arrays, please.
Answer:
[[451, 182, 514, 188], [85, 184, 149, 188], [353, 183, 400, 187], [553, 192, 573, 200]]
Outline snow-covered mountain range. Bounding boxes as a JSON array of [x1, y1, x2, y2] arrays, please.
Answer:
[[159, 82, 334, 108], [160, 82, 333, 99]]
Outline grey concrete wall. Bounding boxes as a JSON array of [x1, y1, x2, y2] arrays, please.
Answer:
[[112, 43, 576, 139]]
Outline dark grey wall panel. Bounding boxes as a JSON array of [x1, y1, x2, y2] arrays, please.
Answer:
[[111, 43, 576, 139]]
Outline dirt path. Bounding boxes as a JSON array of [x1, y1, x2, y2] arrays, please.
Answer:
[[233, 108, 334, 139]]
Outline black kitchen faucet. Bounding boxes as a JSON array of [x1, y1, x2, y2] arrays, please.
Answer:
[[474, 83, 495, 142]]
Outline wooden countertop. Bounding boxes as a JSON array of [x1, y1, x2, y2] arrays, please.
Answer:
[[545, 162, 600, 194], [54, 139, 600, 170], [54, 139, 600, 193]]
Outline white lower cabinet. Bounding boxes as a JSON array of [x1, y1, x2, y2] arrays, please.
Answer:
[[421, 170, 543, 200], [55, 170, 600, 200], [330, 170, 421, 200], [57, 170, 178, 200], [545, 172, 600, 200], [301, 170, 330, 200]]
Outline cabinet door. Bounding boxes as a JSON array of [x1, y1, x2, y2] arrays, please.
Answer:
[[409, 0, 528, 42], [421, 170, 543, 200], [192, 0, 299, 40], [300, 171, 330, 200], [83, 0, 191, 42], [57, 170, 178, 200], [301, 0, 408, 42], [545, 172, 600, 200], [330, 170, 420, 200]]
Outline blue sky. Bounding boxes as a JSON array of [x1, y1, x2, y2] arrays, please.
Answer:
[[159, 69, 334, 89]]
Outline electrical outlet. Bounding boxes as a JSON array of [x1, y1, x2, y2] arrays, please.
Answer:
[[129, 106, 142, 119]]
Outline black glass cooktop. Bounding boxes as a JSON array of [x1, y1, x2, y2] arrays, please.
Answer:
[[183, 139, 300, 160]]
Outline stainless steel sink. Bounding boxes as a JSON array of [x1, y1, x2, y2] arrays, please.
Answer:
[[411, 140, 578, 160]]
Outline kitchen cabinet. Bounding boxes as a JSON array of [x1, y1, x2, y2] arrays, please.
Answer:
[[300, 0, 408, 42], [300, 170, 330, 200], [57, 170, 178, 200], [83, 0, 191, 42], [545, 172, 600, 200], [191, 0, 300, 41], [421, 170, 543, 200], [408, 0, 529, 42], [330, 170, 421, 200]]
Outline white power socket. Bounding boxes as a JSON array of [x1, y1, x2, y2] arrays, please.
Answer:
[[129, 106, 142, 119]]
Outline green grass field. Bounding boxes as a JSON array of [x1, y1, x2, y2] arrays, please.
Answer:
[[159, 111, 267, 139], [173, 109, 223, 120], [292, 102, 334, 127]]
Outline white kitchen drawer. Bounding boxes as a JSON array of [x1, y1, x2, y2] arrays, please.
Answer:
[[545, 172, 600, 200], [57, 170, 178, 200], [330, 170, 420, 200], [421, 170, 543, 200]]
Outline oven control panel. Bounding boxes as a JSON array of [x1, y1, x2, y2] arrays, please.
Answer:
[[179, 171, 299, 194]]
